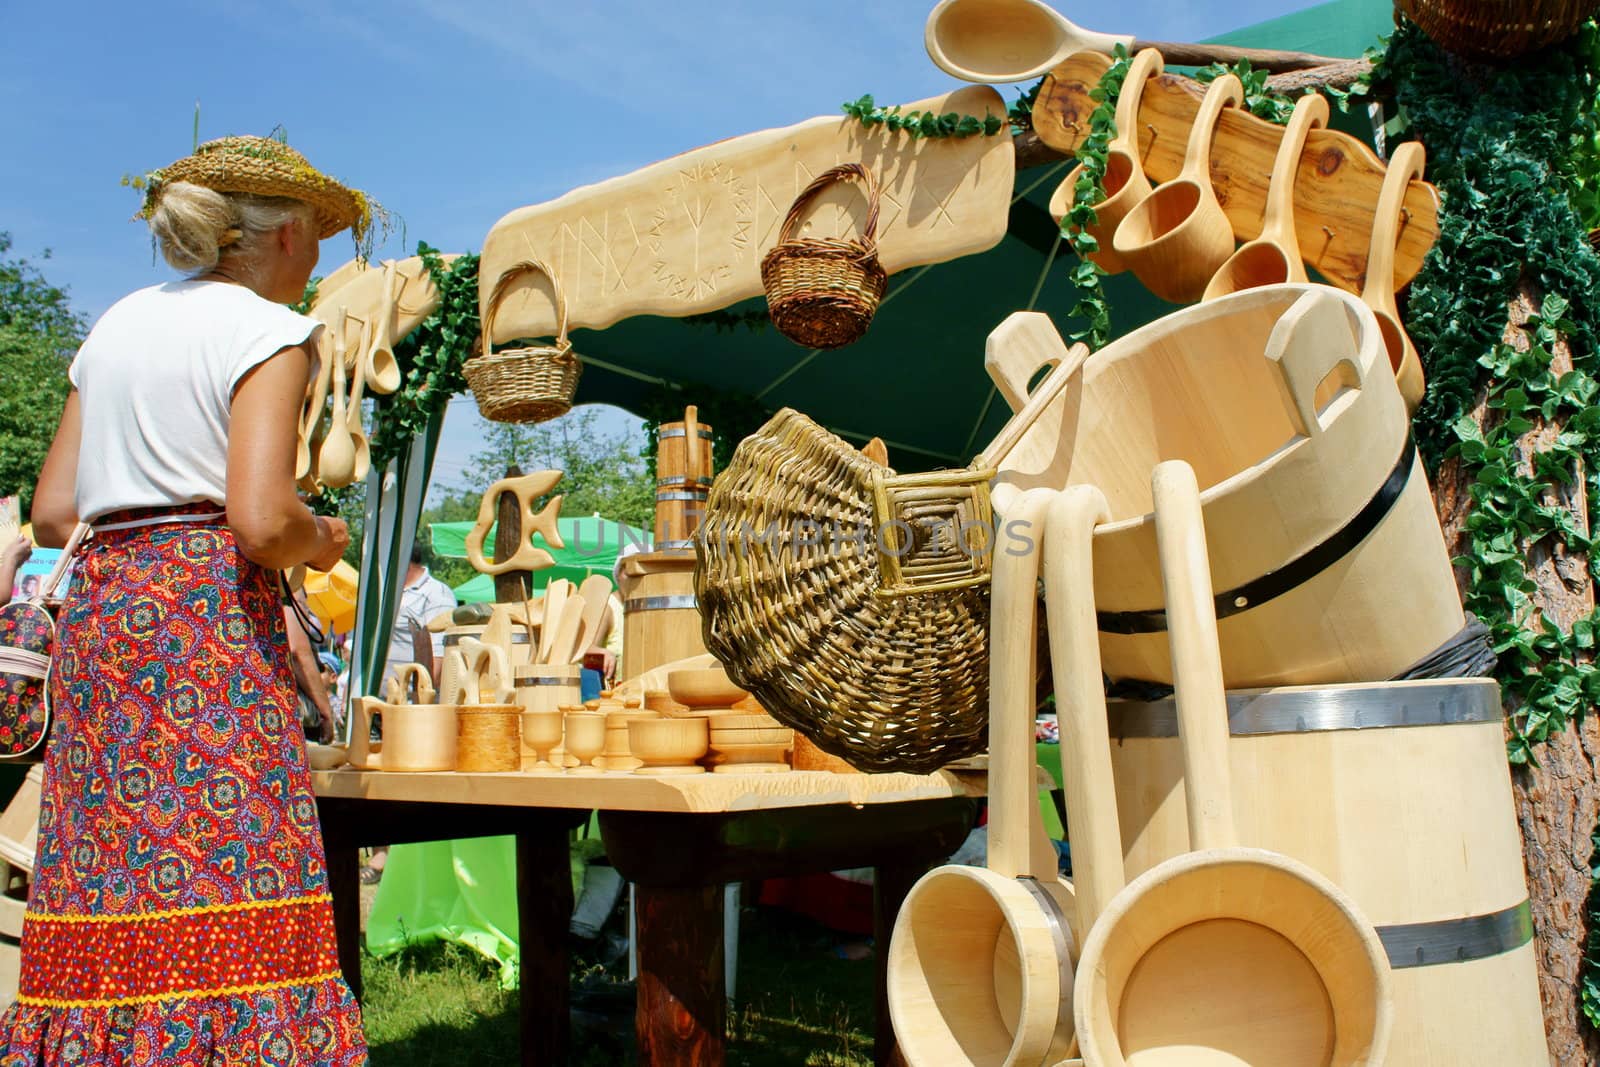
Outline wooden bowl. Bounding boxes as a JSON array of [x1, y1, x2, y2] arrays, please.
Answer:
[[306, 743, 348, 771], [629, 717, 709, 775], [667, 666, 749, 709]]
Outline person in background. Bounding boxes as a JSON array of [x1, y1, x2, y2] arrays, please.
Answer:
[[0, 537, 31, 601], [318, 651, 345, 725], [285, 588, 335, 743], [382, 537, 455, 689]]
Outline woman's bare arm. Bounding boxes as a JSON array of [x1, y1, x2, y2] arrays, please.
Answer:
[[31, 391, 82, 547], [227, 344, 347, 570]]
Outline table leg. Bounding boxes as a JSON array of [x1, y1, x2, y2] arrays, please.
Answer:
[[873, 860, 928, 1067], [322, 813, 363, 1001], [518, 828, 575, 1066], [635, 884, 725, 1066]]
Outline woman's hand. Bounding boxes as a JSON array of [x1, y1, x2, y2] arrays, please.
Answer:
[[1, 537, 32, 571], [307, 516, 349, 573]]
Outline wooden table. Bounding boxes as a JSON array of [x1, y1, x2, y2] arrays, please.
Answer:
[[313, 767, 988, 1065]]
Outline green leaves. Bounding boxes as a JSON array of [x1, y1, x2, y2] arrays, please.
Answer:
[[839, 96, 1008, 140]]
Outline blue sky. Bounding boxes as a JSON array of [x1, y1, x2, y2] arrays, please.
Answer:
[[4, 0, 1322, 493]]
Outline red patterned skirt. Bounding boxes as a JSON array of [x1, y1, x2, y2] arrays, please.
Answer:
[[0, 509, 367, 1065]]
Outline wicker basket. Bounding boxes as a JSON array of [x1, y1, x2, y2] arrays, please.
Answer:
[[466, 258, 582, 424], [695, 408, 995, 774], [1395, 0, 1600, 59], [760, 164, 888, 351]]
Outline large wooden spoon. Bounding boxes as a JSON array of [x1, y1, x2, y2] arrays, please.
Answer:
[[347, 317, 372, 484], [317, 308, 356, 488], [364, 259, 403, 394]]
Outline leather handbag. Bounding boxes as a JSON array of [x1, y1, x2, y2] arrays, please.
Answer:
[[0, 524, 88, 759]]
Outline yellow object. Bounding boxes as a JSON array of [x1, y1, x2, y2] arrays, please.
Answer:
[[302, 559, 359, 634]]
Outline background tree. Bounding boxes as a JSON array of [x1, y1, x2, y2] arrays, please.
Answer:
[[0, 233, 84, 516]]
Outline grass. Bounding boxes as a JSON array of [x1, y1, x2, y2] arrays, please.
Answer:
[[362, 905, 876, 1066]]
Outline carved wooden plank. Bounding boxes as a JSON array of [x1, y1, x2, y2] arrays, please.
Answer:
[[309, 253, 457, 365], [1033, 52, 1439, 294], [479, 86, 1015, 341]]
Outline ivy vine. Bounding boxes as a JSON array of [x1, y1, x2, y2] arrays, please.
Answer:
[[1370, 17, 1600, 1023], [841, 94, 1006, 139]]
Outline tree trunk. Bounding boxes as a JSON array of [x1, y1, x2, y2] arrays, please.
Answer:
[[1433, 281, 1600, 1063]]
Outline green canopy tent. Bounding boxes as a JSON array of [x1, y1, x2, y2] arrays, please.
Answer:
[[430, 515, 653, 603]]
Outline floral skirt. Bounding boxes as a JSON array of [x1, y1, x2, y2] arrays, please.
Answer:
[[0, 510, 367, 1065]]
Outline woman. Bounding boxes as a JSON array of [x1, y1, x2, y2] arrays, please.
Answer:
[[0, 136, 369, 1064]]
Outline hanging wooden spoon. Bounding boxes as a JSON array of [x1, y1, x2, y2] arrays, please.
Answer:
[[297, 327, 335, 482], [347, 316, 372, 483], [317, 308, 357, 488], [1362, 141, 1428, 413], [365, 259, 403, 394]]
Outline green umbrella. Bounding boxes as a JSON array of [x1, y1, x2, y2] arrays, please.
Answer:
[[431, 515, 652, 603]]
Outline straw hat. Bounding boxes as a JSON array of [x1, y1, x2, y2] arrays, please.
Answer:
[[137, 134, 375, 244]]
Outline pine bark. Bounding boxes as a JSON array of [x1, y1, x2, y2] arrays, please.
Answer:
[[1433, 282, 1600, 1064]]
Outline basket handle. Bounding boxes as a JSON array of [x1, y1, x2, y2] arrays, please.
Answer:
[[482, 258, 571, 361], [777, 164, 882, 249]]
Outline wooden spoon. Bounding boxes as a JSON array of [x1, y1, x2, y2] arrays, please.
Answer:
[[538, 579, 571, 663], [297, 327, 335, 482], [347, 317, 371, 483], [317, 308, 356, 488], [365, 259, 403, 394], [572, 575, 615, 662], [548, 596, 587, 665], [1203, 91, 1329, 300], [1362, 141, 1428, 413]]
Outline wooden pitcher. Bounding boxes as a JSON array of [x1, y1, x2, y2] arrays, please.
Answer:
[[347, 664, 457, 773]]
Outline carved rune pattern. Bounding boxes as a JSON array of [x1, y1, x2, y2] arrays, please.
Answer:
[[646, 161, 754, 302]]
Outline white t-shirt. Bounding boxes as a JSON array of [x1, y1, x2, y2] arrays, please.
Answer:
[[69, 280, 319, 522]]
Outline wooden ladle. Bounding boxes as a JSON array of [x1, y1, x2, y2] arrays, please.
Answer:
[[1048, 48, 1164, 275], [364, 259, 403, 394], [1203, 92, 1329, 301], [1072, 460, 1393, 1067], [1363, 141, 1428, 413], [923, 0, 1347, 84], [317, 307, 357, 489], [1112, 74, 1244, 304]]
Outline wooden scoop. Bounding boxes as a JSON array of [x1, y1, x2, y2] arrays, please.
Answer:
[[1048, 48, 1163, 275], [317, 307, 357, 488], [1363, 141, 1428, 413], [923, 0, 1348, 84], [1112, 73, 1243, 303], [364, 259, 403, 394], [1203, 92, 1329, 301], [1071, 460, 1393, 1067]]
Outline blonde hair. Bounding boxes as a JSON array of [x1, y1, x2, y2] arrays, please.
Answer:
[[147, 181, 314, 277]]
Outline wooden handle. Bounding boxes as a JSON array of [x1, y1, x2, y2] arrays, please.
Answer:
[[458, 637, 513, 704], [1178, 74, 1243, 185], [987, 487, 1056, 881], [1260, 92, 1328, 241], [440, 649, 470, 705], [684, 405, 702, 485], [483, 258, 570, 357], [347, 697, 381, 770], [776, 164, 881, 248], [1266, 288, 1365, 440], [297, 329, 335, 480], [392, 663, 435, 706], [464, 470, 566, 576], [983, 310, 1075, 413], [1107, 48, 1165, 153], [346, 317, 369, 431], [1362, 142, 1426, 305], [1133, 39, 1349, 73], [1042, 485, 1122, 942], [861, 437, 889, 467], [1151, 461, 1234, 852]]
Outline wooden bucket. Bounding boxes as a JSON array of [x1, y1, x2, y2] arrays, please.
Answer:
[[655, 405, 713, 484], [978, 286, 1463, 687], [653, 479, 709, 551], [1104, 677, 1548, 1064], [620, 550, 707, 679], [513, 664, 582, 770]]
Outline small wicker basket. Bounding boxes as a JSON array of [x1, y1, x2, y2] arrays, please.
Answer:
[[466, 258, 582, 424], [760, 164, 888, 351], [695, 408, 994, 774], [1395, 0, 1600, 60]]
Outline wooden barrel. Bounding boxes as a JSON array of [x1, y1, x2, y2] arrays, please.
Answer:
[[512, 664, 582, 770], [1104, 677, 1548, 1064], [455, 705, 521, 772], [981, 286, 1463, 687], [655, 404, 713, 484], [653, 479, 709, 550], [620, 550, 707, 679]]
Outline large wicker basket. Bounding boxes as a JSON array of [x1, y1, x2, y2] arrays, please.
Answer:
[[760, 164, 888, 351], [1395, 0, 1600, 59], [695, 408, 995, 773], [466, 258, 582, 424]]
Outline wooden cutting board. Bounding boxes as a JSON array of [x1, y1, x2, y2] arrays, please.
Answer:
[[479, 86, 1015, 340]]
